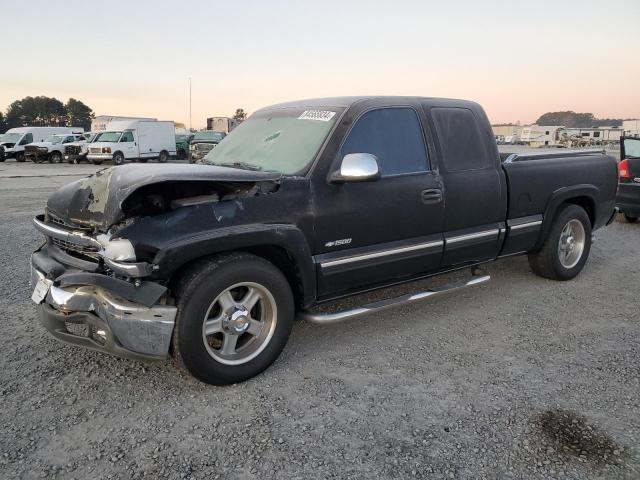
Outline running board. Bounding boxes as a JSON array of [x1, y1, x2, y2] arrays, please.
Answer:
[[299, 268, 490, 325]]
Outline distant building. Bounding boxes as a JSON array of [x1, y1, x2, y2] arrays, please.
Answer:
[[92, 115, 156, 132], [206, 117, 238, 133], [623, 119, 640, 136]]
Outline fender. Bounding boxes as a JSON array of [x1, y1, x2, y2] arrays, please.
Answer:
[[153, 223, 317, 307], [535, 184, 599, 250]]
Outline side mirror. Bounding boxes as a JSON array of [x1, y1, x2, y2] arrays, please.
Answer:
[[331, 153, 380, 183]]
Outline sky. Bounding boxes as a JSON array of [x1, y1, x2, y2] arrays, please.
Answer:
[[1, 0, 639, 128]]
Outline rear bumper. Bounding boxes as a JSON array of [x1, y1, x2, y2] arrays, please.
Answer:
[[31, 258, 176, 362], [616, 182, 640, 216]]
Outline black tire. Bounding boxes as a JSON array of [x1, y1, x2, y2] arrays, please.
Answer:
[[528, 204, 592, 281], [158, 150, 169, 163], [624, 214, 638, 224], [48, 151, 62, 163], [172, 253, 294, 385], [113, 152, 125, 165], [137, 158, 148, 163], [15, 152, 26, 163], [91, 159, 104, 165]]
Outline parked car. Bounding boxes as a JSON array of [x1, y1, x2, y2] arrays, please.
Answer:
[[30, 96, 617, 385], [24, 132, 85, 163], [175, 133, 194, 160], [86, 120, 176, 165], [188, 130, 226, 163], [64, 132, 100, 163], [616, 135, 640, 223], [0, 127, 81, 162]]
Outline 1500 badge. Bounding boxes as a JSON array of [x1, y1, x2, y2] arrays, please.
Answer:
[[325, 238, 352, 247]]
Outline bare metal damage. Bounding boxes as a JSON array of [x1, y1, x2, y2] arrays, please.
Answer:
[[45, 163, 282, 231]]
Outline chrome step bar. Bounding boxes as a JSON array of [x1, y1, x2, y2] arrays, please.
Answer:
[[299, 268, 490, 325]]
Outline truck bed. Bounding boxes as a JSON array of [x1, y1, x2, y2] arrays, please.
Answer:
[[501, 149, 618, 230]]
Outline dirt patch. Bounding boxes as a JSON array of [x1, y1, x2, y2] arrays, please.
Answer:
[[534, 409, 625, 466]]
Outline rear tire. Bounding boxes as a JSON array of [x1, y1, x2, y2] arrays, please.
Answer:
[[528, 204, 591, 281], [158, 150, 169, 163], [113, 152, 125, 165], [624, 214, 638, 224], [172, 253, 294, 385]]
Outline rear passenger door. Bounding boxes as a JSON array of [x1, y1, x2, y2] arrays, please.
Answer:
[[428, 107, 506, 266]]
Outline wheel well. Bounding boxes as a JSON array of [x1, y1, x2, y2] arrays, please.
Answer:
[[563, 196, 595, 226], [168, 246, 306, 309]]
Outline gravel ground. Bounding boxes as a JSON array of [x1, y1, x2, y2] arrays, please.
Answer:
[[1, 160, 639, 480]]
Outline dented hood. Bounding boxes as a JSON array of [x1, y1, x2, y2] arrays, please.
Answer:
[[46, 163, 281, 229]]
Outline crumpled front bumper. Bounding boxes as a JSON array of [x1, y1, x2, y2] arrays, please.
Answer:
[[31, 263, 177, 362]]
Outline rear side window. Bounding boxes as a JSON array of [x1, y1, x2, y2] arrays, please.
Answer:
[[431, 107, 491, 171], [341, 108, 428, 176]]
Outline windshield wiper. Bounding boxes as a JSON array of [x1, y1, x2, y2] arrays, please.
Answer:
[[208, 161, 263, 171]]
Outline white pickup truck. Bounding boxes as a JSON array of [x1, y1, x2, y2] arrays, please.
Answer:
[[24, 132, 85, 163]]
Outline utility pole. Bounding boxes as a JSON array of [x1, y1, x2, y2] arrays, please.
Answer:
[[189, 77, 192, 132]]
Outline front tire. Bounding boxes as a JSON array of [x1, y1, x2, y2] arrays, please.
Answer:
[[528, 204, 592, 281], [15, 152, 25, 163], [624, 214, 638, 224], [172, 253, 294, 385], [48, 151, 62, 163], [113, 152, 125, 165]]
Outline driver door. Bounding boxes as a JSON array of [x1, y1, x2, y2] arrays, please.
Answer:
[[312, 106, 445, 298]]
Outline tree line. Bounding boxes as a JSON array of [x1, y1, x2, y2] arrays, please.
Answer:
[[0, 96, 94, 133], [535, 111, 624, 128]]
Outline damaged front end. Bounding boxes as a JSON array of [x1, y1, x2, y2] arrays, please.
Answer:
[[31, 163, 282, 361]]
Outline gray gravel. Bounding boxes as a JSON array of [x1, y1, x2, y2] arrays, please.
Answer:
[[1, 162, 639, 479]]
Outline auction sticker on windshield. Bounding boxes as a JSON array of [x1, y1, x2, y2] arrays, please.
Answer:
[[298, 110, 336, 122]]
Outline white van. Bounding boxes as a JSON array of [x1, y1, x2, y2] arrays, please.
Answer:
[[86, 120, 176, 165], [0, 127, 82, 162]]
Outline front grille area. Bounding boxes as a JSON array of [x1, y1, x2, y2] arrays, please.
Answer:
[[52, 238, 100, 259], [90, 147, 102, 154], [65, 145, 81, 155]]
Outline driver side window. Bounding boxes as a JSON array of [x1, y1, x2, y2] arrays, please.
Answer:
[[120, 132, 134, 142], [20, 133, 33, 145], [340, 108, 429, 176]]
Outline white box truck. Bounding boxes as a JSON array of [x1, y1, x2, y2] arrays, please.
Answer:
[[86, 120, 176, 165], [0, 126, 82, 162]]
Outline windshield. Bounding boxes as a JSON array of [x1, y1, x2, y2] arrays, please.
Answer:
[[624, 138, 640, 158], [203, 108, 341, 174], [96, 131, 122, 142], [45, 135, 65, 144], [0, 133, 22, 143], [194, 131, 225, 142]]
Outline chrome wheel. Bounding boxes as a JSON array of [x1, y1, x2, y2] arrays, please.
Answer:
[[557, 219, 585, 269], [201, 282, 277, 365]]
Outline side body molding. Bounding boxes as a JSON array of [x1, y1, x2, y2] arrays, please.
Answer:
[[153, 223, 317, 308]]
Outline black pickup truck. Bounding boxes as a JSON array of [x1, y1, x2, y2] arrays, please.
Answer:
[[30, 96, 618, 385]]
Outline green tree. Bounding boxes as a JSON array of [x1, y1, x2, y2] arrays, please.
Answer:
[[0, 112, 7, 133], [66, 98, 94, 131], [233, 108, 247, 122], [5, 96, 67, 128]]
